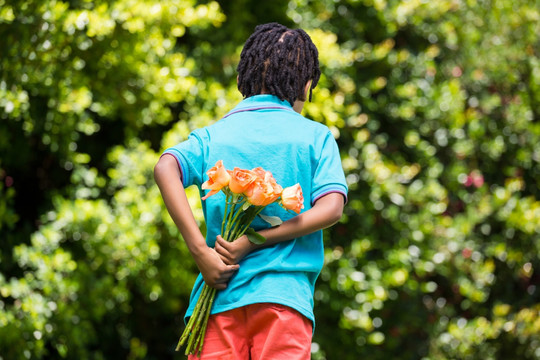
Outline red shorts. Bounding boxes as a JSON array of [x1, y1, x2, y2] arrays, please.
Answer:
[[187, 303, 312, 360]]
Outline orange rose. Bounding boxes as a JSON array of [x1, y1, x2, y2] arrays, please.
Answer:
[[268, 176, 283, 197], [251, 167, 268, 180], [201, 160, 230, 200], [246, 179, 281, 206], [281, 184, 304, 214], [251, 167, 283, 195], [228, 168, 258, 194]]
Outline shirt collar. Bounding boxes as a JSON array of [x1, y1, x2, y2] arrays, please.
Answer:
[[234, 94, 293, 110]]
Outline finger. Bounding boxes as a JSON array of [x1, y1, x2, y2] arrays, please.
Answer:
[[227, 264, 240, 272], [214, 276, 229, 283], [212, 283, 227, 290], [215, 274, 234, 285], [204, 277, 226, 290], [216, 235, 230, 250], [217, 238, 234, 253], [214, 242, 232, 263], [214, 239, 224, 254], [215, 241, 232, 261], [218, 265, 239, 280], [218, 253, 234, 266]]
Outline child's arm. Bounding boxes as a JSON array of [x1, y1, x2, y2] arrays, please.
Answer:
[[215, 192, 345, 265], [154, 154, 239, 290]]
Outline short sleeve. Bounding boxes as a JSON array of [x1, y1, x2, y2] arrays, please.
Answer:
[[161, 130, 207, 187], [311, 131, 348, 205]]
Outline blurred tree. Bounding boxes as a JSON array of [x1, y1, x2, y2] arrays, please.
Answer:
[[285, 0, 540, 359], [0, 0, 226, 358]]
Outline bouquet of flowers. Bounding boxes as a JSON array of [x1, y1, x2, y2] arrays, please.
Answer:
[[176, 160, 304, 356]]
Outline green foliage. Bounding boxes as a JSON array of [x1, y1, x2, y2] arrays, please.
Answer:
[[0, 0, 220, 358], [1, 141, 200, 359], [1, 0, 539, 359], [287, 0, 540, 359]]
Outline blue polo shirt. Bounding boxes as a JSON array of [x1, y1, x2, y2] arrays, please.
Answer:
[[163, 94, 348, 328]]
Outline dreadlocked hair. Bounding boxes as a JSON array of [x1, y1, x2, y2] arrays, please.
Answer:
[[237, 22, 321, 106]]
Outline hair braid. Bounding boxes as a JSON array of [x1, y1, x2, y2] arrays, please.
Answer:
[[237, 23, 321, 106]]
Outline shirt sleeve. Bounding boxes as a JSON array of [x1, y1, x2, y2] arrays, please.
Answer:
[[311, 130, 348, 205], [161, 129, 207, 188]]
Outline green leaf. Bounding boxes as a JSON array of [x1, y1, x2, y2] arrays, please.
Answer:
[[245, 228, 266, 245], [258, 214, 283, 227]]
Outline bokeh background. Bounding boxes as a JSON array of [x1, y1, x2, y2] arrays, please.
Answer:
[[1, 0, 539, 359]]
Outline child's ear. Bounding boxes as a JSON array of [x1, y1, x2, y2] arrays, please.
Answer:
[[304, 80, 313, 100]]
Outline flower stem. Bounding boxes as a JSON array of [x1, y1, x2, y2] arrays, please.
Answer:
[[232, 206, 263, 240], [176, 284, 217, 356], [225, 199, 246, 241], [177, 195, 269, 355], [224, 194, 239, 239], [185, 285, 214, 355], [194, 288, 215, 356], [221, 192, 231, 236], [228, 206, 246, 241], [176, 285, 206, 351]]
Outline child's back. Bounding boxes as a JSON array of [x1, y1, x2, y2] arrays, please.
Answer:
[[165, 93, 347, 326], [155, 22, 347, 359]]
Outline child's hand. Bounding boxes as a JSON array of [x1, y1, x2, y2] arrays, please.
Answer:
[[193, 246, 239, 290], [215, 235, 256, 265]]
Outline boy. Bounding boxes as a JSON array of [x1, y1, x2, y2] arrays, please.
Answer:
[[154, 22, 348, 359]]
